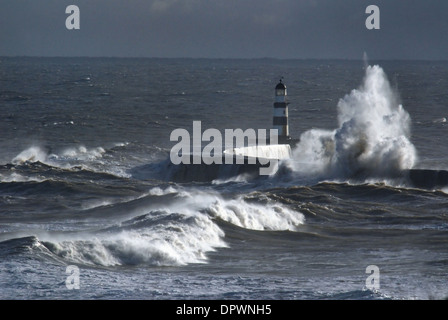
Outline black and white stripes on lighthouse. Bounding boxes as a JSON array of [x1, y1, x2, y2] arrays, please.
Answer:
[[273, 79, 291, 144]]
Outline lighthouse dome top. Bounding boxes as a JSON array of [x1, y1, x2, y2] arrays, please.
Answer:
[[275, 80, 286, 90], [275, 79, 287, 97]]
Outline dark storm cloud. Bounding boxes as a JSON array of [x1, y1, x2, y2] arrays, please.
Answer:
[[1, 0, 447, 59]]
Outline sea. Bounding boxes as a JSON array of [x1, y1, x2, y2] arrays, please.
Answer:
[[0, 57, 447, 301]]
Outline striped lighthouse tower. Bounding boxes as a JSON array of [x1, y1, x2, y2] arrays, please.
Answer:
[[273, 79, 290, 144]]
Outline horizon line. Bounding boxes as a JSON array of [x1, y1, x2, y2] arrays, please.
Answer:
[[1, 55, 448, 62]]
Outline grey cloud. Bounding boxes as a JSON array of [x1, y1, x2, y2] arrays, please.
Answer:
[[0, 0, 447, 59]]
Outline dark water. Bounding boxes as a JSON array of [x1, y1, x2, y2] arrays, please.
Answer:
[[0, 57, 447, 300]]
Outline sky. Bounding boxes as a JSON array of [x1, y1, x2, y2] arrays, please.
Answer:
[[1, 0, 447, 60]]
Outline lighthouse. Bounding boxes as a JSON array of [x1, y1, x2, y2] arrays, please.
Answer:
[[273, 79, 290, 144]]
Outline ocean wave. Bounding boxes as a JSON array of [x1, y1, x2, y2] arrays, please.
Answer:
[[0, 171, 45, 183], [0, 161, 128, 184], [0, 236, 58, 262], [207, 195, 304, 231], [8, 144, 131, 179], [12, 146, 48, 165], [12, 145, 107, 166], [0, 185, 305, 267], [0, 179, 81, 196], [151, 187, 305, 231], [40, 211, 226, 267]]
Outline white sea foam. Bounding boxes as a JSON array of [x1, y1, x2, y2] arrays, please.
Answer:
[[285, 65, 417, 179], [207, 196, 304, 231], [148, 186, 179, 196], [11, 145, 105, 166], [43, 212, 226, 266], [158, 187, 305, 232], [42, 186, 304, 266], [57, 146, 106, 161], [12, 146, 48, 165], [0, 172, 45, 183], [10, 144, 130, 178]]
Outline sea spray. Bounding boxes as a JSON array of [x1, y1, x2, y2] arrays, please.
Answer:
[[286, 65, 417, 179], [12, 146, 48, 165], [9, 144, 130, 178], [11, 145, 105, 165]]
